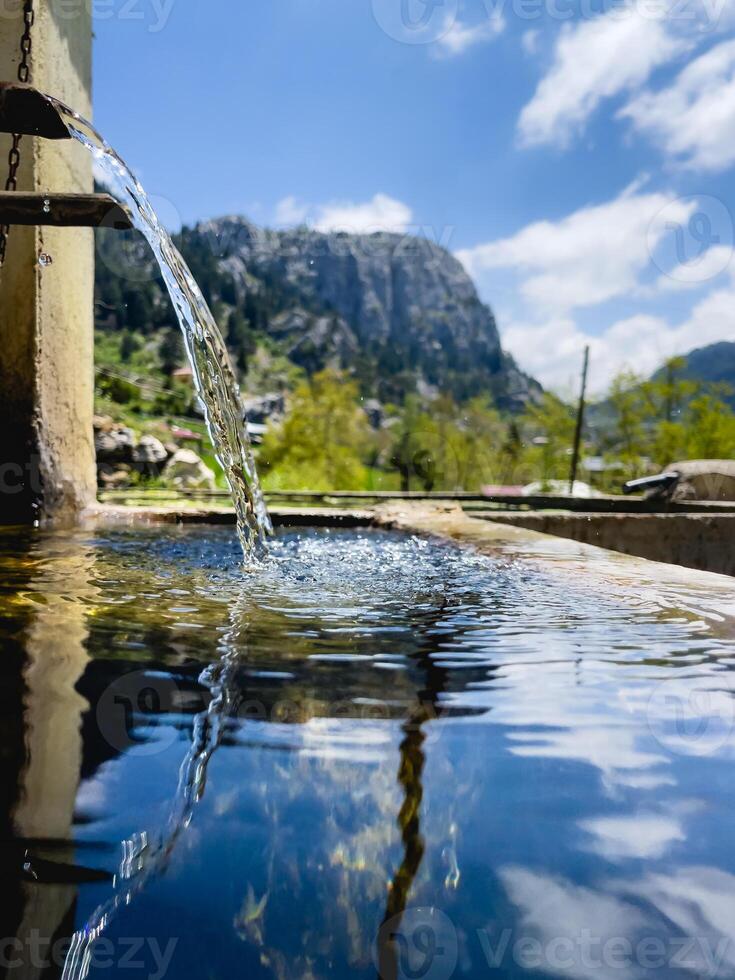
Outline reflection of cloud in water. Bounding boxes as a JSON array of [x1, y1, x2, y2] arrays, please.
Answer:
[[499, 866, 643, 980], [232, 718, 395, 764], [499, 863, 735, 979], [610, 772, 677, 791], [579, 813, 685, 860], [615, 866, 735, 977], [474, 664, 671, 792]]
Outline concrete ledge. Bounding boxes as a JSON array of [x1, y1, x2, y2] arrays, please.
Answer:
[[478, 511, 735, 578], [86, 504, 375, 529]]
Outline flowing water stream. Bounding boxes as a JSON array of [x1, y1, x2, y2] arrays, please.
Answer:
[[47, 96, 271, 558], [26, 95, 280, 975]]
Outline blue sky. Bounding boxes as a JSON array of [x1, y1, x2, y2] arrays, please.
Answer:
[[94, 0, 735, 393]]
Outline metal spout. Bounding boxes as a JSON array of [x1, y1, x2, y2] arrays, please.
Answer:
[[0, 82, 70, 140], [0, 192, 133, 230]]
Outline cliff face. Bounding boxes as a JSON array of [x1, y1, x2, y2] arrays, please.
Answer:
[[95, 215, 540, 410], [193, 217, 539, 409]]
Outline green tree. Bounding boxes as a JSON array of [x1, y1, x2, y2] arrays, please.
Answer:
[[159, 327, 185, 377], [641, 356, 697, 424], [602, 364, 735, 473], [119, 330, 140, 363], [606, 371, 648, 479], [259, 370, 373, 490], [123, 288, 153, 332], [684, 393, 735, 459], [227, 311, 256, 372], [518, 393, 576, 487], [387, 395, 506, 491]]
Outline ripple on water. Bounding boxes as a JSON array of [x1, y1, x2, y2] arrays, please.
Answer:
[[2, 524, 735, 980]]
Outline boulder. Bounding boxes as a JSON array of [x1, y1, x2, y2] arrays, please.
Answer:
[[98, 463, 132, 488], [93, 414, 115, 432], [132, 435, 168, 465], [131, 435, 169, 478], [94, 426, 135, 464], [163, 449, 217, 491]]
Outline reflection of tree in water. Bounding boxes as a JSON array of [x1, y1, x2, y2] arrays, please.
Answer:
[[377, 703, 429, 980], [377, 599, 455, 980], [232, 597, 466, 980]]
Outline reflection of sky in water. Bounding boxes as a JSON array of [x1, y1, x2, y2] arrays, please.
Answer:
[[1, 525, 735, 979]]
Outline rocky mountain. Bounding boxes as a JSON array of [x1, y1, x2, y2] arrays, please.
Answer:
[[95, 216, 540, 410]]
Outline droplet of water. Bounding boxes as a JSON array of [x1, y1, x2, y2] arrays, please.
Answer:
[[38, 252, 53, 268], [42, 198, 51, 214]]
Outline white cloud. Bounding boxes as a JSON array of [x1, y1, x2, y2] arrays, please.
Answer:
[[621, 37, 735, 172], [502, 286, 735, 393], [521, 28, 540, 56], [457, 184, 695, 314], [315, 193, 413, 233], [458, 183, 735, 392], [517, 4, 690, 148], [273, 193, 413, 234], [655, 243, 734, 291], [274, 195, 310, 226], [502, 317, 597, 394], [433, 11, 505, 58]]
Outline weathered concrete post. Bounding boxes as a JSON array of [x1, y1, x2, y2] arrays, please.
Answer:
[[0, 3, 95, 524]]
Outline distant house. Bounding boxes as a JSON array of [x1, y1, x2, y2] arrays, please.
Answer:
[[172, 365, 194, 382], [170, 425, 202, 448]]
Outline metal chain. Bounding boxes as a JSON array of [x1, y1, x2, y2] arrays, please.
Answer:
[[0, 0, 35, 267]]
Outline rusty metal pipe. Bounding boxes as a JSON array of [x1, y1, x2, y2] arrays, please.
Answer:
[[0, 81, 70, 139], [0, 192, 133, 229]]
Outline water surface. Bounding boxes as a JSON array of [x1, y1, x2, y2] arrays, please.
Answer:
[[1, 525, 735, 980]]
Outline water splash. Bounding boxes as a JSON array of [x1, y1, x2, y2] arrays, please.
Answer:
[[62, 616, 247, 980], [47, 96, 271, 558]]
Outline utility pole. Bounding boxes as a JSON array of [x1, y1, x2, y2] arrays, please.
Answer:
[[569, 346, 590, 495]]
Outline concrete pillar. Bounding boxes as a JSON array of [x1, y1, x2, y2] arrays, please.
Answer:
[[0, 3, 95, 525]]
